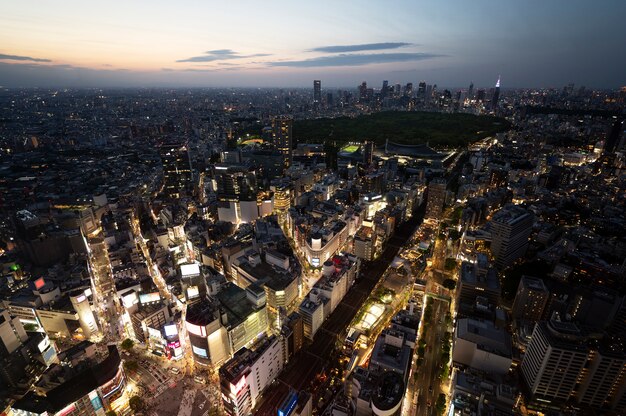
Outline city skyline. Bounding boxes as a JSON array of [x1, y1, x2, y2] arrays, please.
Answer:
[[1, 0, 625, 88]]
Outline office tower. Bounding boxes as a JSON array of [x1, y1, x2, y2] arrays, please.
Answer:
[[425, 178, 447, 220], [490, 206, 534, 269], [521, 320, 589, 402], [491, 76, 501, 110], [604, 120, 623, 155], [418, 81, 426, 96], [405, 82, 413, 96], [159, 140, 193, 199], [394, 83, 401, 97], [512, 276, 549, 322], [476, 89, 486, 102], [468, 81, 474, 99], [313, 80, 321, 105], [326, 92, 333, 107], [362, 141, 374, 165], [359, 81, 367, 102], [0, 309, 28, 357], [576, 340, 626, 411], [220, 336, 284, 416], [271, 116, 293, 168], [381, 80, 389, 98]]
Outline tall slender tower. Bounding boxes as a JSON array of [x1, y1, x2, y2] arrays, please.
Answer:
[[271, 116, 293, 168], [491, 76, 501, 110], [313, 80, 321, 105], [468, 81, 474, 99]]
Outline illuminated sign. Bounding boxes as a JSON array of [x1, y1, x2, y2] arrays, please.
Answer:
[[122, 292, 139, 308], [76, 294, 87, 303], [38, 337, 50, 352], [100, 367, 125, 399], [84, 288, 92, 297], [230, 376, 247, 395], [57, 403, 76, 416], [180, 263, 200, 277], [139, 292, 160, 304], [187, 286, 200, 299], [311, 258, 320, 267], [34, 277, 45, 290], [186, 322, 206, 337], [164, 324, 178, 337], [192, 345, 208, 358], [278, 391, 298, 416], [167, 340, 181, 349]]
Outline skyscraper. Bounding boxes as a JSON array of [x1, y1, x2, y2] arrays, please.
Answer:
[[359, 81, 368, 103], [381, 80, 389, 99], [418, 81, 426, 96], [271, 116, 293, 168], [490, 206, 534, 269], [159, 140, 193, 199], [468, 81, 474, 99], [313, 80, 321, 105], [521, 320, 588, 402], [604, 119, 624, 155], [405, 82, 413, 97], [511, 275, 549, 322], [491, 76, 501, 110], [425, 178, 447, 220]]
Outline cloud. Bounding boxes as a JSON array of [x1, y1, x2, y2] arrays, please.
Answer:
[[176, 49, 271, 63], [268, 52, 444, 68], [0, 53, 51, 62], [310, 42, 412, 53]]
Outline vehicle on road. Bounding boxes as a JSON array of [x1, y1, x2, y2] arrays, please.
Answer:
[[170, 367, 180, 375], [194, 376, 206, 384], [429, 385, 433, 395]]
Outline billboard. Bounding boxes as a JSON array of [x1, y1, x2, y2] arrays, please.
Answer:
[[34, 277, 45, 290], [122, 291, 138, 308], [164, 324, 178, 337], [139, 292, 160, 304], [186, 322, 206, 337], [186, 286, 200, 299], [192, 345, 208, 358], [180, 263, 200, 277]]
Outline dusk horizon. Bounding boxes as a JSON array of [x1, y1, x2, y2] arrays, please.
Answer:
[[1, 0, 625, 89]]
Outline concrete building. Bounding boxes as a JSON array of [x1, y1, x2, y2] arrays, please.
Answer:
[[458, 255, 500, 307], [272, 116, 293, 168], [490, 206, 534, 269], [425, 178, 446, 220], [220, 335, 284, 416], [11, 345, 126, 416], [453, 318, 512, 375], [512, 276, 549, 322], [521, 320, 588, 403], [159, 140, 193, 199]]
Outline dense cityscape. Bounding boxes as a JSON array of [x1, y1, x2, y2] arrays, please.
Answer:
[[0, 79, 624, 416], [1, 2, 626, 416]]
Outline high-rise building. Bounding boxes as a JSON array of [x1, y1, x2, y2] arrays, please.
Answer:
[[468, 81, 474, 99], [381, 80, 389, 98], [491, 76, 501, 110], [604, 119, 624, 155], [418, 81, 426, 96], [490, 206, 534, 269], [271, 116, 293, 168], [405, 82, 413, 97], [0, 309, 28, 357], [313, 80, 321, 105], [159, 140, 193, 199], [359, 81, 368, 102], [576, 341, 626, 412], [521, 320, 588, 402], [220, 335, 284, 416], [512, 276, 549, 322], [425, 178, 447, 220]]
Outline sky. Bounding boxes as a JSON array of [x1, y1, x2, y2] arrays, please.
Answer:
[[0, 0, 625, 89]]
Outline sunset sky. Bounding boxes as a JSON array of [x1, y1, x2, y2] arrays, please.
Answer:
[[1, 0, 624, 88]]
